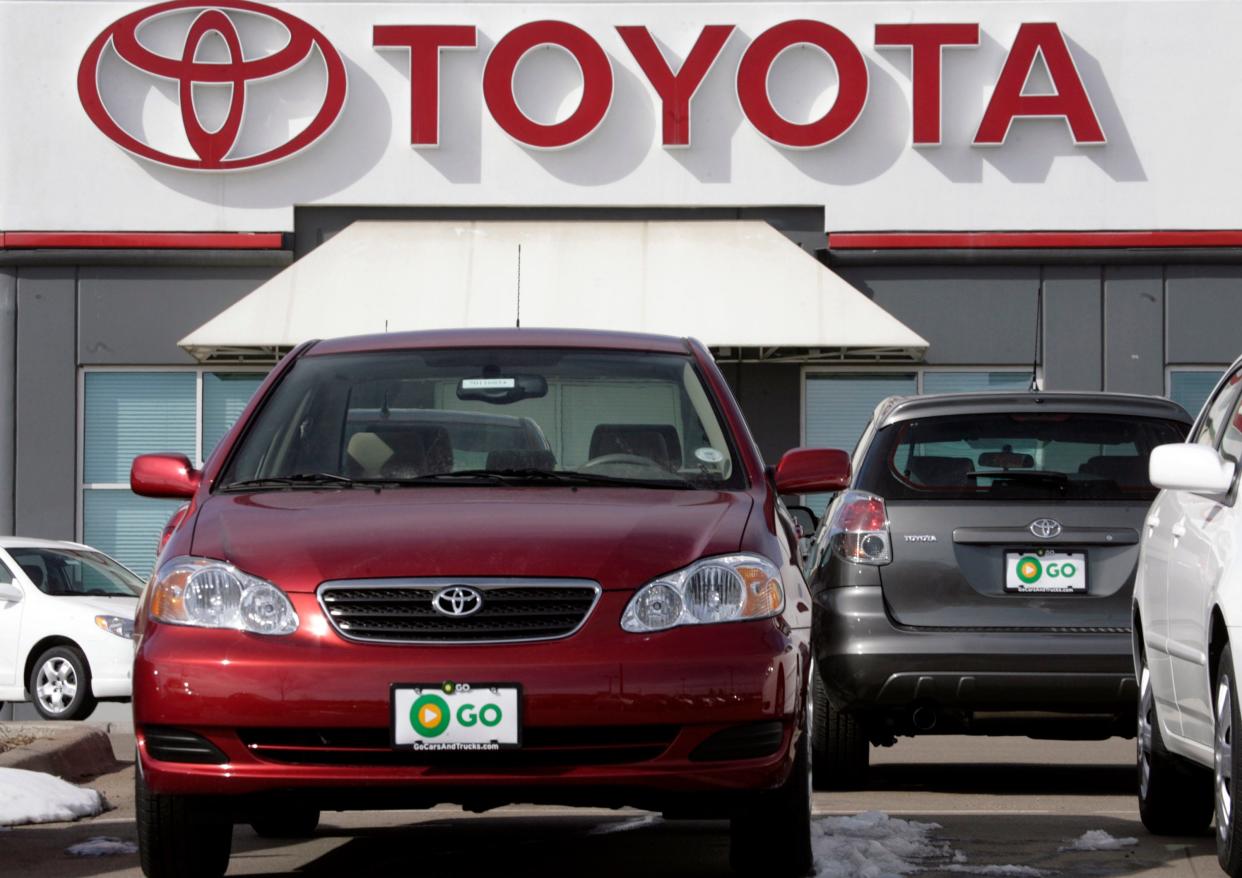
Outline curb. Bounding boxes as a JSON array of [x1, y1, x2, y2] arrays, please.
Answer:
[[0, 724, 119, 781]]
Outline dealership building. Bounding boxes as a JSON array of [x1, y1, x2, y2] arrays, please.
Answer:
[[1, 0, 1240, 578]]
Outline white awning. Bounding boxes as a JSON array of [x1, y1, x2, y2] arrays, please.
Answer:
[[179, 220, 927, 363]]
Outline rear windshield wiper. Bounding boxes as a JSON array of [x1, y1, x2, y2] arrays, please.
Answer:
[[220, 472, 363, 491], [401, 468, 695, 490]]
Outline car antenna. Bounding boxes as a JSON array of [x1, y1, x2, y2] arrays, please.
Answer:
[[515, 244, 522, 329], [1028, 285, 1043, 391]]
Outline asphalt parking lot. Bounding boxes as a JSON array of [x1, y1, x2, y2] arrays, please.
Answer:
[[0, 731, 1221, 877]]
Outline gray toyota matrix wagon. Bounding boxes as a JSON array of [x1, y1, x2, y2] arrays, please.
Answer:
[[805, 392, 1191, 788]]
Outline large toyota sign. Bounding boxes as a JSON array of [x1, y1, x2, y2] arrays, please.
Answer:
[[76, 1, 1105, 169]]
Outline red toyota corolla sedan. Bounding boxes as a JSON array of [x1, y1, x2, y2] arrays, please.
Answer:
[[129, 329, 848, 878]]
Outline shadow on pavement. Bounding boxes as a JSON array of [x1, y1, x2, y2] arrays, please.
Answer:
[[867, 761, 1136, 796]]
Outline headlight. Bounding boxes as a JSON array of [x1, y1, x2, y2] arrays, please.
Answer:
[[149, 557, 299, 635], [94, 615, 134, 640], [621, 554, 784, 633]]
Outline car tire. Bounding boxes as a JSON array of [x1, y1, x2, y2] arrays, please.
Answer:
[[250, 807, 320, 839], [1137, 645, 1212, 835], [1219, 644, 1242, 875], [136, 764, 232, 878], [730, 681, 813, 876], [810, 663, 868, 791], [28, 646, 97, 721]]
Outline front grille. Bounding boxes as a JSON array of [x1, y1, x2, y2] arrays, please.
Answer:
[[318, 579, 601, 644], [237, 725, 678, 767]]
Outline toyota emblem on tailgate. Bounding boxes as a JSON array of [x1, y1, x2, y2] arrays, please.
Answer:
[[1029, 519, 1063, 539], [432, 586, 484, 617]]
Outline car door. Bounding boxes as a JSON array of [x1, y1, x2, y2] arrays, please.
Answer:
[[1168, 372, 1242, 745], [0, 551, 25, 687]]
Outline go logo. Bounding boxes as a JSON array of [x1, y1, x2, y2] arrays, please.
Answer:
[[1017, 555, 1078, 584], [410, 692, 504, 738]]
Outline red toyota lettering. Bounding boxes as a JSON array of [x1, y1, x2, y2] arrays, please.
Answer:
[[736, 20, 868, 149], [874, 23, 979, 146], [974, 22, 1106, 146], [483, 20, 613, 149], [374, 25, 477, 147], [617, 25, 734, 147]]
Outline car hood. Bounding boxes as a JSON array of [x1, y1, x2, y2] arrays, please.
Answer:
[[55, 595, 139, 617], [190, 487, 754, 592]]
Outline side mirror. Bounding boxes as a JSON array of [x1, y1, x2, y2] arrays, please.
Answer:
[[0, 581, 22, 602], [131, 453, 201, 499], [786, 505, 818, 537], [774, 448, 851, 495], [1150, 443, 1235, 495]]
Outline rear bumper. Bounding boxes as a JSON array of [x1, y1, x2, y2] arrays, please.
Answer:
[[814, 586, 1135, 725], [134, 598, 808, 810]]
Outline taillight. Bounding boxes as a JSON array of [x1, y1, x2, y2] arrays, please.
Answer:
[[827, 491, 892, 566]]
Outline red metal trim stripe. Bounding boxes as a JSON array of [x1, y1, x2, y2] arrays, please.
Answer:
[[0, 232, 286, 250], [828, 231, 1242, 250]]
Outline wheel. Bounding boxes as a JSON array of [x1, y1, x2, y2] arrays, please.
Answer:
[[28, 646, 97, 721], [136, 762, 232, 878], [810, 662, 868, 791], [1136, 644, 1212, 835], [729, 670, 813, 877], [250, 807, 320, 838], [1219, 644, 1242, 874]]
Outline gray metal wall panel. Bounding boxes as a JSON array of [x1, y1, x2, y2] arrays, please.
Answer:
[[1041, 266, 1102, 391], [0, 269, 14, 534], [15, 268, 76, 540], [837, 266, 1040, 365], [1104, 266, 1164, 395], [1165, 266, 1242, 365], [78, 266, 279, 365], [721, 363, 801, 465]]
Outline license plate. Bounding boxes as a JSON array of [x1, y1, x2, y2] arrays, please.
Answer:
[[391, 683, 521, 750], [1005, 550, 1087, 593]]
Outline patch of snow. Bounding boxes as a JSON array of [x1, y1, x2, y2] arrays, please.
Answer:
[[812, 811, 952, 877], [1059, 830, 1138, 852], [66, 837, 138, 857], [0, 768, 103, 827], [588, 815, 661, 835]]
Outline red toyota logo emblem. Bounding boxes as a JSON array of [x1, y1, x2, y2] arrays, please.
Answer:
[[78, 0, 347, 170]]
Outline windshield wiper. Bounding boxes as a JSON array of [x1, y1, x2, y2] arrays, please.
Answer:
[[221, 472, 362, 491], [401, 468, 695, 490]]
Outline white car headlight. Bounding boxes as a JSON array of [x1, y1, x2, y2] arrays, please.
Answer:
[[621, 554, 784, 633], [149, 557, 299, 635]]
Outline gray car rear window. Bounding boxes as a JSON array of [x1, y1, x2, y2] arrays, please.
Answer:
[[857, 413, 1188, 501]]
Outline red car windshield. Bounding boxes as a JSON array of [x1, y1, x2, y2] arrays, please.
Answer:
[[219, 348, 743, 490]]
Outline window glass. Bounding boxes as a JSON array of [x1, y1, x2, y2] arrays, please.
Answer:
[[1170, 370, 1225, 421], [221, 349, 740, 490], [83, 489, 184, 579], [202, 372, 266, 459], [1218, 387, 1242, 466], [8, 547, 143, 596], [1194, 370, 1242, 449], [84, 372, 195, 483], [805, 374, 917, 452], [922, 371, 1031, 394], [859, 413, 1187, 501]]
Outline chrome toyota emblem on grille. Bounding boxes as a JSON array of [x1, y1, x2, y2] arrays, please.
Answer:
[[431, 586, 483, 617], [1029, 519, 1063, 539]]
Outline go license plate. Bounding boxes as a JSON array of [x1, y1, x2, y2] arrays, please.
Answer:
[[1004, 550, 1087, 593], [391, 683, 521, 750]]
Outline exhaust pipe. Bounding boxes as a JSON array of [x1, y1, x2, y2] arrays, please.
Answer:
[[911, 706, 938, 732]]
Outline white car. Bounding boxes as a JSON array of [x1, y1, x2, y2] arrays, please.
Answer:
[[0, 538, 141, 720]]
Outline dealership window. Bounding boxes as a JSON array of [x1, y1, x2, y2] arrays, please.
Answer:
[[81, 369, 266, 578], [1168, 368, 1226, 420]]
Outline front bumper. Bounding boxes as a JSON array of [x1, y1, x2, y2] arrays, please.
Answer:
[[814, 586, 1135, 732], [134, 591, 808, 809]]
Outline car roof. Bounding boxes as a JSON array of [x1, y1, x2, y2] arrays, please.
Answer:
[[307, 328, 696, 357], [0, 537, 98, 552], [874, 391, 1193, 429]]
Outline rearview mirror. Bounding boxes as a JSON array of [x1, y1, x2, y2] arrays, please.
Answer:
[[1149, 443, 1235, 495], [456, 374, 548, 404], [774, 448, 851, 495], [131, 453, 201, 499]]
